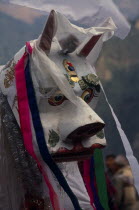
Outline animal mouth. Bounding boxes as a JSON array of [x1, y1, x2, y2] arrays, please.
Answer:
[[52, 143, 104, 162], [52, 122, 105, 162]]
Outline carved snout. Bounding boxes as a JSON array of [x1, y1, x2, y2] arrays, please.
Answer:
[[67, 122, 105, 142]]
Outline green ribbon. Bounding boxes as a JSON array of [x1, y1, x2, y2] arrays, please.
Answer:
[[94, 149, 110, 210]]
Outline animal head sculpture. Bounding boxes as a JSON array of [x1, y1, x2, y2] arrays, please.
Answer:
[[0, 10, 119, 210], [0, 10, 116, 162]]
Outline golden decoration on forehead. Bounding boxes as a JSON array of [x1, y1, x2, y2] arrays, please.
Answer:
[[63, 59, 79, 83], [4, 60, 15, 88], [64, 74, 75, 88]]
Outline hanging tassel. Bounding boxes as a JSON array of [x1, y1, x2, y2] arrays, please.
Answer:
[[93, 149, 110, 210], [83, 159, 96, 209], [90, 157, 104, 210]]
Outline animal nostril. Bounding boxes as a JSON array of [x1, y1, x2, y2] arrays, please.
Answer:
[[75, 126, 89, 136], [87, 126, 102, 135], [67, 122, 105, 141]]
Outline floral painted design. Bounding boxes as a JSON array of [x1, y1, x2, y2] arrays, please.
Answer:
[[48, 130, 60, 147], [78, 74, 100, 91], [2, 59, 14, 71], [96, 130, 105, 139], [4, 60, 15, 88]]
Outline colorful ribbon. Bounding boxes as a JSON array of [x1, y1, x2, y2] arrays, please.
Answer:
[[93, 149, 109, 210], [83, 160, 96, 209], [15, 51, 61, 210], [24, 43, 81, 210], [90, 157, 104, 210]]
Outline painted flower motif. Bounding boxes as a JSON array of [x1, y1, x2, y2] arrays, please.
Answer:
[[3, 59, 14, 71], [48, 130, 60, 147], [78, 74, 101, 94], [86, 74, 100, 86], [78, 79, 88, 90], [96, 130, 105, 139], [4, 60, 15, 88]]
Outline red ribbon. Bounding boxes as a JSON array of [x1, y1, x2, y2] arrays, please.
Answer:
[[15, 43, 61, 210]]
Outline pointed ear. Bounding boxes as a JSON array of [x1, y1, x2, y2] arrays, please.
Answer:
[[39, 10, 57, 54], [77, 34, 102, 57]]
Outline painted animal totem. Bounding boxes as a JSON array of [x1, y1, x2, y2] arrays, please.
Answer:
[[0, 10, 117, 210]]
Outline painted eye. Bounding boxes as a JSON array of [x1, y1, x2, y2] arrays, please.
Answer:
[[48, 93, 66, 106], [81, 89, 94, 103]]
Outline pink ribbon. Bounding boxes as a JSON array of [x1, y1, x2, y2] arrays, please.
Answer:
[[15, 45, 60, 210], [83, 160, 96, 210]]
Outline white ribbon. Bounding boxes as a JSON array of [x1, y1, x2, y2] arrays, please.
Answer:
[[101, 83, 139, 195]]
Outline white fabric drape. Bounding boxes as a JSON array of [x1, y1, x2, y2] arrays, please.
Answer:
[[101, 84, 139, 196], [10, 0, 130, 39]]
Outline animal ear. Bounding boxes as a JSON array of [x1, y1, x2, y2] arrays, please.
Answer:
[[77, 34, 102, 57], [39, 10, 57, 54]]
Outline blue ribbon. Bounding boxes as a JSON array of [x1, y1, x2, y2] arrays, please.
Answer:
[[90, 156, 104, 210], [25, 58, 82, 210]]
